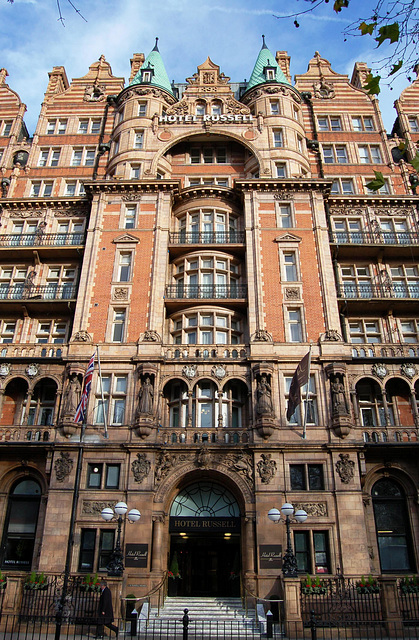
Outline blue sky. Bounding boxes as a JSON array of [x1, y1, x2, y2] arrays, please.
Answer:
[[0, 0, 410, 134]]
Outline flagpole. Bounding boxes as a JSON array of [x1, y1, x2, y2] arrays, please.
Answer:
[[96, 344, 108, 439], [302, 343, 312, 440]]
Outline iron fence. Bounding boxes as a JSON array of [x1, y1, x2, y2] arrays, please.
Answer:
[[0, 284, 77, 301], [169, 231, 245, 245], [329, 230, 419, 246], [397, 580, 419, 624], [337, 283, 419, 300], [0, 233, 85, 247], [165, 284, 247, 300], [300, 578, 382, 626]]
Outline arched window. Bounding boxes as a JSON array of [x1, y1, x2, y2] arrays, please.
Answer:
[[1, 478, 42, 569], [372, 478, 414, 572]]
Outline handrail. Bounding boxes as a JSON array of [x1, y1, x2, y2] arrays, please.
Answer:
[[120, 571, 168, 627], [241, 574, 284, 628]]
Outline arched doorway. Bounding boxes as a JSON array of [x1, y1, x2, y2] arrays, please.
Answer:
[[1, 478, 42, 569], [169, 480, 241, 597], [372, 478, 415, 572]]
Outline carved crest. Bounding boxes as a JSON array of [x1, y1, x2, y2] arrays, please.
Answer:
[[256, 453, 277, 484], [131, 453, 151, 483], [54, 451, 73, 482], [335, 453, 355, 484]]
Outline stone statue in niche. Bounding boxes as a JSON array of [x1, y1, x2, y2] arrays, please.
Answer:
[[256, 374, 274, 416], [62, 373, 81, 417], [137, 376, 154, 414], [331, 375, 350, 416]]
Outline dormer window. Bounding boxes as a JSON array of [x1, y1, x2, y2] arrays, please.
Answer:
[[140, 64, 154, 84], [142, 71, 152, 83], [263, 60, 277, 82]]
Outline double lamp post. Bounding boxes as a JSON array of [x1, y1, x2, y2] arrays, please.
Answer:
[[101, 502, 141, 576], [268, 503, 308, 577]]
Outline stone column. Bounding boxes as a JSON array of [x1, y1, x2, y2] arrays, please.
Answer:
[[151, 514, 165, 573], [243, 515, 256, 574], [409, 388, 419, 426], [217, 391, 223, 428], [187, 392, 193, 428], [282, 577, 303, 636], [381, 393, 391, 426]]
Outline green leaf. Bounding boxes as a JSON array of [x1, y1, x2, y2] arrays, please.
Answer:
[[389, 60, 403, 76], [333, 0, 349, 12], [364, 73, 381, 95], [366, 171, 385, 191], [359, 21, 375, 36], [410, 151, 419, 173], [375, 22, 400, 47]]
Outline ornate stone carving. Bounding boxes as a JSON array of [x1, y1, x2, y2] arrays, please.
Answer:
[[0, 362, 11, 377], [274, 191, 294, 200], [62, 373, 81, 418], [136, 377, 154, 415], [26, 363, 39, 378], [322, 329, 342, 342], [293, 502, 327, 517], [285, 287, 300, 300], [131, 453, 151, 483], [196, 446, 212, 468], [401, 362, 417, 379], [330, 374, 350, 416], [335, 453, 355, 484], [82, 500, 115, 515], [225, 96, 251, 115], [54, 452, 73, 482], [113, 287, 129, 300], [372, 363, 388, 379], [84, 84, 106, 102], [224, 451, 254, 485], [119, 86, 177, 106], [313, 79, 335, 99], [72, 330, 92, 343], [211, 365, 226, 380], [140, 330, 161, 342], [122, 194, 142, 202], [182, 365, 197, 380], [155, 451, 187, 483], [255, 374, 274, 417], [256, 453, 277, 484], [166, 100, 189, 115], [251, 329, 273, 342]]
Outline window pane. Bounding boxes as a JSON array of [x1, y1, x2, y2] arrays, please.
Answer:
[[308, 465, 324, 490], [87, 463, 102, 488], [79, 529, 96, 572], [290, 464, 306, 490], [294, 532, 310, 573], [106, 465, 120, 489]]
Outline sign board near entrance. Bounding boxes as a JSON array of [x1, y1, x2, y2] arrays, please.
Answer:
[[170, 517, 240, 533], [259, 545, 282, 569], [125, 544, 148, 568]]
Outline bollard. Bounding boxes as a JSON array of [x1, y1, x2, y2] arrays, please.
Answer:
[[130, 609, 138, 637], [266, 610, 273, 639], [310, 609, 317, 640], [182, 607, 190, 640]]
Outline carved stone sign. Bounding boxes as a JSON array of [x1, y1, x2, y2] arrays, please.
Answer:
[[125, 544, 148, 568], [169, 517, 240, 533], [259, 545, 282, 569], [159, 114, 253, 124], [82, 500, 115, 515]]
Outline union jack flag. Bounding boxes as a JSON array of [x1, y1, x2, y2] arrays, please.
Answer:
[[74, 353, 95, 423]]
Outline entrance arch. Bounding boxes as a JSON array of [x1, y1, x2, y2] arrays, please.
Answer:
[[169, 480, 241, 597]]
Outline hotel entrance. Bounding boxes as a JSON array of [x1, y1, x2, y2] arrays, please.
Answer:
[[168, 481, 241, 597]]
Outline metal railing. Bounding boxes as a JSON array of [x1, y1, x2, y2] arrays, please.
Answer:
[[0, 284, 77, 301], [166, 284, 247, 300], [330, 230, 419, 246], [338, 283, 419, 300], [0, 233, 85, 247], [169, 231, 245, 245]]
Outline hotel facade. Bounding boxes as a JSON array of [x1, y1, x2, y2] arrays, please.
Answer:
[[0, 39, 418, 615]]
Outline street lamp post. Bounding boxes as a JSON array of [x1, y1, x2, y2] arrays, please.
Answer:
[[268, 503, 308, 578], [101, 502, 141, 576]]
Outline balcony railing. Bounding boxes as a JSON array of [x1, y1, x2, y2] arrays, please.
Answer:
[[0, 233, 85, 247], [0, 284, 77, 301], [169, 231, 245, 245], [351, 343, 419, 358], [330, 230, 419, 246], [164, 344, 249, 359], [0, 343, 66, 359], [165, 284, 247, 300], [338, 283, 419, 300], [160, 427, 249, 445]]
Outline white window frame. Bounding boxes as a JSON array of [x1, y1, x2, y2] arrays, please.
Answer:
[[285, 374, 317, 424], [330, 178, 355, 195], [110, 308, 127, 343], [285, 306, 305, 342], [322, 144, 348, 164], [317, 115, 342, 131], [358, 144, 382, 164], [273, 129, 283, 148], [94, 374, 128, 426]]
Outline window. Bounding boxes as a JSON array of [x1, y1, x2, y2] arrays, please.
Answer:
[[282, 252, 298, 281], [46, 119, 67, 135], [111, 309, 126, 343], [330, 179, 355, 195], [270, 101, 280, 115], [171, 311, 242, 345], [91, 120, 101, 134], [349, 320, 381, 344], [86, 463, 120, 489], [95, 374, 127, 424], [340, 265, 373, 298], [287, 308, 303, 342], [38, 148, 61, 167], [352, 116, 375, 132], [124, 205, 136, 229], [117, 253, 132, 282], [212, 102, 222, 115], [322, 144, 348, 163], [189, 146, 227, 164], [332, 218, 362, 243], [391, 265, 419, 298], [134, 131, 144, 149], [138, 102, 147, 116], [290, 464, 324, 490], [275, 163, 287, 178], [196, 103, 206, 116], [358, 145, 382, 163], [64, 181, 85, 196], [84, 149, 95, 166], [297, 135, 303, 154], [130, 164, 141, 179], [36, 321, 68, 344], [87, 463, 103, 488], [378, 218, 409, 244], [317, 115, 342, 131], [187, 177, 229, 187], [113, 137, 120, 155], [71, 149, 82, 166], [78, 529, 115, 573], [176, 208, 240, 243], [286, 375, 317, 424], [78, 119, 89, 134], [365, 178, 389, 194], [1, 479, 41, 570], [400, 320, 419, 343], [356, 379, 389, 427], [277, 204, 292, 228], [1, 121, 12, 136], [98, 530, 115, 571], [273, 129, 283, 148], [294, 531, 331, 573], [30, 181, 53, 197], [44, 265, 76, 300], [1, 321, 16, 343], [172, 254, 241, 300], [372, 478, 414, 572]]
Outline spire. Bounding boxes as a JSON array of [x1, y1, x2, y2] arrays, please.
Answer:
[[245, 36, 291, 94], [130, 39, 174, 96]]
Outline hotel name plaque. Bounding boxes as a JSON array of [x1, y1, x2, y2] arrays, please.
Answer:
[[259, 545, 282, 569], [125, 544, 148, 568], [169, 517, 241, 533]]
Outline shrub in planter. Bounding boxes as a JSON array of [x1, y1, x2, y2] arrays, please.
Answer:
[[356, 575, 380, 594], [400, 576, 419, 594], [80, 573, 100, 593], [301, 575, 327, 595], [0, 570, 7, 590], [24, 571, 48, 590]]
